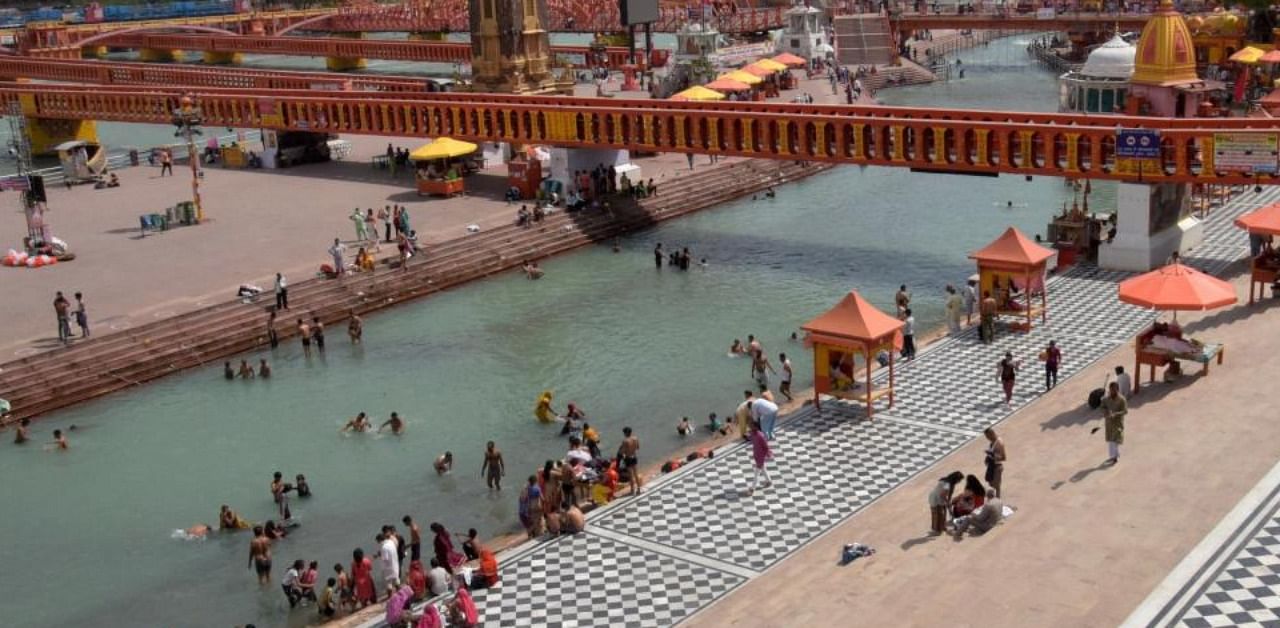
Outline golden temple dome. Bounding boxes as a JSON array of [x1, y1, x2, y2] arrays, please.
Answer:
[[1131, 0, 1199, 86]]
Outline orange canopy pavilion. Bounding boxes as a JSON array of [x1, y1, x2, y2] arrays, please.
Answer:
[[1234, 201, 1280, 303], [969, 227, 1054, 332], [801, 290, 904, 417]]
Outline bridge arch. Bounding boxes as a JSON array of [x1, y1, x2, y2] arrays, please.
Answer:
[[274, 14, 335, 36], [76, 25, 239, 48]]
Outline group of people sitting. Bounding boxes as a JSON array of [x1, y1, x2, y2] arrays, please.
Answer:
[[618, 174, 658, 200], [93, 173, 120, 190], [928, 471, 1003, 537]]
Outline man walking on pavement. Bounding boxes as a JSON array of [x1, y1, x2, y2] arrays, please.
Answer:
[[1100, 382, 1127, 464], [275, 273, 288, 310]]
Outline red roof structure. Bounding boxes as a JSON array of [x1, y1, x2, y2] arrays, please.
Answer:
[[801, 290, 904, 345], [968, 227, 1054, 268]]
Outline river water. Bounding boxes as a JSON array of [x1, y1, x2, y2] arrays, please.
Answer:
[[0, 34, 1112, 627]]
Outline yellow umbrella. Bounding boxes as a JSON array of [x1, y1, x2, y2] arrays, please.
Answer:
[[751, 58, 788, 72], [720, 70, 762, 85], [410, 137, 478, 161], [1229, 46, 1265, 64], [672, 85, 726, 101]]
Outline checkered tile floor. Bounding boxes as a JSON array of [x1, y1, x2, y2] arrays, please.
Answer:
[[593, 408, 969, 570], [469, 532, 745, 628], [1177, 508, 1280, 628], [448, 186, 1277, 628]]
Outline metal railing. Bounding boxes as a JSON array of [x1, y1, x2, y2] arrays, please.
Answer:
[[0, 129, 259, 185]]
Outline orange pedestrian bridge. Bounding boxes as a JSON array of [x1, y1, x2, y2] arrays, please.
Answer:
[[889, 11, 1153, 33], [5, 82, 1278, 186], [20, 30, 665, 71]]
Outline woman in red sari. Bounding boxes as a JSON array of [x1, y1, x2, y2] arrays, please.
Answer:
[[351, 547, 376, 607]]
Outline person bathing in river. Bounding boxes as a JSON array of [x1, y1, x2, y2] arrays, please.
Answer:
[[237, 359, 255, 379], [434, 451, 453, 475], [730, 339, 747, 355], [341, 412, 371, 433], [379, 412, 405, 435]]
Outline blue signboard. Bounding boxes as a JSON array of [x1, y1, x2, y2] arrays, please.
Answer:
[[1116, 128, 1161, 159]]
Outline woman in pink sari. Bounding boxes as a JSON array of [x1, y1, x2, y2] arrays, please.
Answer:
[[448, 587, 480, 627], [430, 522, 464, 573]]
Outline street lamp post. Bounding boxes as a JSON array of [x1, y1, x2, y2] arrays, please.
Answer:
[[171, 95, 205, 223]]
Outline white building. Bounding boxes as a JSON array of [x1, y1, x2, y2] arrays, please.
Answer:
[[1058, 34, 1136, 114], [780, 4, 826, 60]]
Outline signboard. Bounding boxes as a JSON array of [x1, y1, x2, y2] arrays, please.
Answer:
[[713, 42, 775, 65], [1116, 128, 1161, 159], [619, 0, 659, 25], [1214, 132, 1279, 174], [1113, 158, 1162, 178]]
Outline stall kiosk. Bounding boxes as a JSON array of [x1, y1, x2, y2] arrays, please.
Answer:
[[800, 291, 903, 418], [507, 156, 542, 200], [411, 137, 477, 197], [969, 227, 1054, 333], [1233, 202, 1280, 303]]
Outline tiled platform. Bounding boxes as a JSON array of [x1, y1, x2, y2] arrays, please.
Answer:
[[372, 188, 1267, 627]]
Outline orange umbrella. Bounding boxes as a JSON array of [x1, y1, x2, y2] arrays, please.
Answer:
[[705, 77, 751, 91], [1234, 201, 1280, 235], [772, 52, 806, 68], [1262, 49, 1280, 64], [1118, 259, 1237, 315], [739, 64, 774, 77]]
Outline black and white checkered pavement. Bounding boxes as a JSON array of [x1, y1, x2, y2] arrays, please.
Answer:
[[469, 532, 745, 627], [593, 408, 969, 571]]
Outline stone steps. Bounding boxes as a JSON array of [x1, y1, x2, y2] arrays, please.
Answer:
[[834, 14, 896, 66], [0, 159, 831, 424]]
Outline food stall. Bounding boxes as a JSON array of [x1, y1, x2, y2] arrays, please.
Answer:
[[1118, 255, 1236, 393], [720, 70, 764, 100], [800, 290, 904, 418], [1233, 201, 1280, 303], [705, 77, 751, 95], [411, 137, 478, 197], [969, 227, 1054, 332]]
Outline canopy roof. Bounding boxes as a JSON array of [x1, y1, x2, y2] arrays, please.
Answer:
[[801, 290, 904, 344], [1229, 45, 1266, 64], [969, 227, 1055, 267], [1261, 49, 1280, 64], [720, 70, 763, 85], [671, 85, 726, 101], [752, 58, 788, 72], [1118, 261, 1237, 311], [705, 77, 751, 91], [771, 52, 806, 67], [410, 137, 478, 161], [1234, 201, 1280, 236]]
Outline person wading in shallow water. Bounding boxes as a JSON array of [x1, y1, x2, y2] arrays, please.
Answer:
[[482, 441, 505, 491]]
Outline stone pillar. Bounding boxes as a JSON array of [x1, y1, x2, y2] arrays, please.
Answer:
[[139, 48, 184, 62], [1098, 182, 1204, 271], [326, 32, 367, 72], [202, 51, 243, 65], [26, 118, 98, 157]]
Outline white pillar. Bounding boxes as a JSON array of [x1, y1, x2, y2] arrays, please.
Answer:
[[1098, 182, 1203, 272]]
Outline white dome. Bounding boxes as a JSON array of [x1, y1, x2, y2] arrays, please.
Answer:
[[1081, 34, 1136, 80]]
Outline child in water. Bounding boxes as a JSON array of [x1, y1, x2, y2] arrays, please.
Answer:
[[294, 474, 311, 498], [676, 417, 692, 436]]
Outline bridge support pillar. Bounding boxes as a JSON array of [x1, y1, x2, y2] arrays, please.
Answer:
[[139, 48, 184, 63], [327, 31, 368, 72], [82, 46, 108, 59], [408, 32, 447, 41], [326, 56, 368, 71], [547, 147, 632, 194], [202, 51, 243, 65], [25, 117, 99, 157], [1098, 182, 1203, 272]]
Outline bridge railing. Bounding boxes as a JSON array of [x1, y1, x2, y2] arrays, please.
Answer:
[[2, 84, 1274, 185]]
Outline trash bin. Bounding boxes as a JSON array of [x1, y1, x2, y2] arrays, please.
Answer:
[[165, 205, 176, 224], [128, 149, 139, 167]]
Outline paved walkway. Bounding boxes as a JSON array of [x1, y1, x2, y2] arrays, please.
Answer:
[[350, 183, 1276, 627]]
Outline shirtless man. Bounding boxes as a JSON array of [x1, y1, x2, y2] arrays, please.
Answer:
[[14, 418, 30, 444], [50, 429, 68, 451], [270, 471, 290, 518], [248, 525, 272, 584], [619, 427, 641, 496], [297, 319, 312, 356], [401, 515, 423, 562], [341, 412, 370, 433], [220, 504, 246, 530], [434, 451, 453, 475], [311, 316, 326, 353], [258, 359, 271, 378], [223, 361, 235, 380], [747, 335, 762, 357], [481, 441, 505, 491], [348, 311, 363, 344], [237, 359, 255, 379], [379, 412, 405, 435]]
